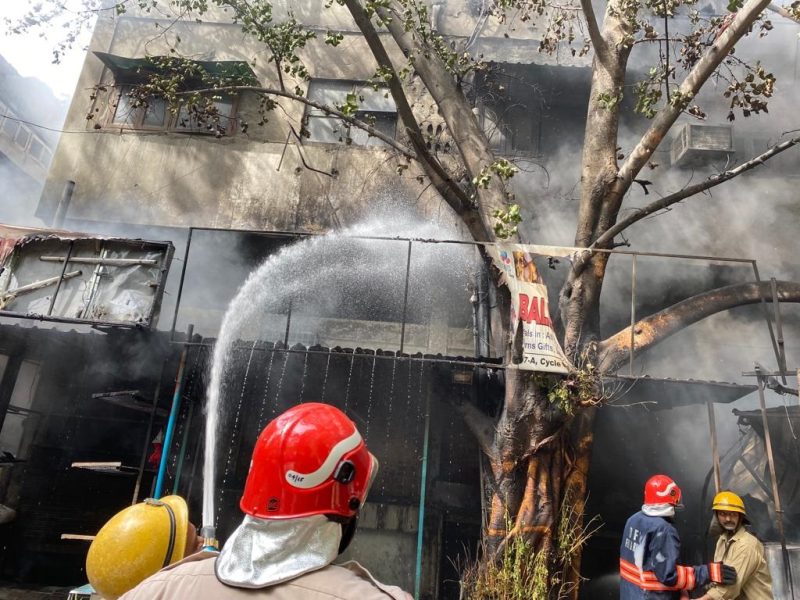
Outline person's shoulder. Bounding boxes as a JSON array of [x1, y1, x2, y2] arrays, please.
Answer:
[[625, 510, 646, 524], [645, 514, 678, 536], [118, 555, 220, 599], [288, 563, 411, 600], [161, 550, 219, 575], [735, 527, 765, 549], [631, 510, 674, 530]]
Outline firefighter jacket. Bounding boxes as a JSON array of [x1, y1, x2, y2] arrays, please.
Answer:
[[620, 510, 714, 599], [704, 526, 772, 599], [118, 552, 412, 600]]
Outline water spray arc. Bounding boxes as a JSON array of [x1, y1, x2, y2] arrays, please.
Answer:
[[199, 216, 472, 556]]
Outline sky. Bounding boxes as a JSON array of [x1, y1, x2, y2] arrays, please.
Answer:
[[0, 1, 92, 100]]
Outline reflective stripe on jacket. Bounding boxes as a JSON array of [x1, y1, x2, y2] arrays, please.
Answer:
[[619, 511, 713, 600]]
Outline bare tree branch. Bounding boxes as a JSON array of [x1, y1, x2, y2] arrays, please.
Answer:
[[377, 0, 515, 242], [612, 0, 774, 205], [579, 0, 608, 63], [768, 2, 800, 23], [343, 0, 487, 240], [178, 85, 416, 158], [597, 281, 800, 372], [593, 136, 800, 248]]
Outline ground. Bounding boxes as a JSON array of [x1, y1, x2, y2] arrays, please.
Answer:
[[0, 583, 77, 600]]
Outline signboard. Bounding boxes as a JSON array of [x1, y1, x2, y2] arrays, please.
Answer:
[[487, 243, 574, 373]]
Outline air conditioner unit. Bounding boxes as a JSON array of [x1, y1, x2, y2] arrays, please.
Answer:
[[670, 123, 734, 167]]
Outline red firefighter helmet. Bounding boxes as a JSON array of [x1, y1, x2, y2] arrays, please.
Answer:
[[644, 474, 682, 506], [240, 402, 378, 520]]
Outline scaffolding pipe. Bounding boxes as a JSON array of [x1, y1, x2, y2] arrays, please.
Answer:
[[132, 364, 165, 505], [414, 387, 431, 600], [53, 180, 75, 228], [751, 263, 784, 377], [154, 324, 194, 499], [770, 278, 788, 383], [47, 241, 74, 316], [172, 400, 195, 496], [284, 299, 293, 346], [169, 228, 193, 339], [755, 373, 795, 595], [706, 399, 721, 494], [629, 255, 637, 376], [399, 241, 413, 355]]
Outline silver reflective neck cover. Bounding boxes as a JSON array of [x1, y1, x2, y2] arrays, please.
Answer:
[[642, 503, 676, 518], [215, 514, 342, 589]]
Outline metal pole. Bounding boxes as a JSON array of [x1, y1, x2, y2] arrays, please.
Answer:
[[770, 278, 788, 383], [132, 363, 166, 505], [414, 381, 431, 600], [706, 399, 721, 493], [284, 299, 293, 346], [47, 240, 74, 316], [169, 228, 194, 340], [172, 400, 195, 496], [629, 254, 637, 377], [154, 324, 193, 498], [756, 372, 794, 593], [52, 180, 75, 228], [399, 241, 413, 354], [751, 262, 783, 374]]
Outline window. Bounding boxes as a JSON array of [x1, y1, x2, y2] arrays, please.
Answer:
[[306, 80, 397, 147], [28, 138, 45, 163], [112, 85, 168, 128], [474, 63, 591, 157], [27, 137, 52, 166], [14, 125, 31, 150], [93, 52, 257, 136], [111, 84, 236, 134], [1, 115, 19, 139], [175, 96, 235, 132]]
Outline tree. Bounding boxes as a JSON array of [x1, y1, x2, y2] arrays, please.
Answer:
[[14, 0, 800, 596]]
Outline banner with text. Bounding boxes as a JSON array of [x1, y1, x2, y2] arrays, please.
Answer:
[[487, 244, 574, 373]]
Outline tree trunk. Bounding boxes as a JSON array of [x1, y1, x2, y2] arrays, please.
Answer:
[[477, 368, 597, 599]]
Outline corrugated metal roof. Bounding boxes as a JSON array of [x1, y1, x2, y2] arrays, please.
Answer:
[[605, 374, 757, 409]]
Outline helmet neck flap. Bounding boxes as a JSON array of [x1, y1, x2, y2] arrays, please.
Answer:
[[215, 514, 342, 589]]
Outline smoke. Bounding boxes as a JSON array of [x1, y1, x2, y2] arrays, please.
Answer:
[[201, 206, 477, 530], [0, 158, 45, 227], [493, 15, 800, 577]]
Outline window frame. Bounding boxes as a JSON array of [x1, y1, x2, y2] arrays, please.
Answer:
[[304, 79, 398, 148], [107, 83, 241, 136]]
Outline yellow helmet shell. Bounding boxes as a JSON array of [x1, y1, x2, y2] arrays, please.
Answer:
[[712, 491, 747, 516], [86, 496, 188, 599]]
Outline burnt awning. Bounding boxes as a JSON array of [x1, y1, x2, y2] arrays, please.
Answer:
[[605, 375, 757, 409], [93, 52, 259, 87]]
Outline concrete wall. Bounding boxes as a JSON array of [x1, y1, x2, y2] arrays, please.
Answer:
[[38, 6, 468, 235]]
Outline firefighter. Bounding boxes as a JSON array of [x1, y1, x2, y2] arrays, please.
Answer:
[[118, 402, 411, 599], [696, 491, 773, 599], [85, 495, 202, 599], [620, 474, 738, 599]]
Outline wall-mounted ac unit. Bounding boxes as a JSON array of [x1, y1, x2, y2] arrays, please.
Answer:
[[670, 123, 734, 168]]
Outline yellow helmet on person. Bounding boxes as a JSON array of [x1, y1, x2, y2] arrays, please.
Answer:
[[86, 495, 189, 600], [712, 491, 747, 516]]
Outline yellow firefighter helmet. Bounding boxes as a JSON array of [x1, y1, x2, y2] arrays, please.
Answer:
[[712, 491, 747, 515], [86, 495, 188, 599]]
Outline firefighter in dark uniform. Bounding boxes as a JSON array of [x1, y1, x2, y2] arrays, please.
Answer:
[[619, 474, 737, 599]]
